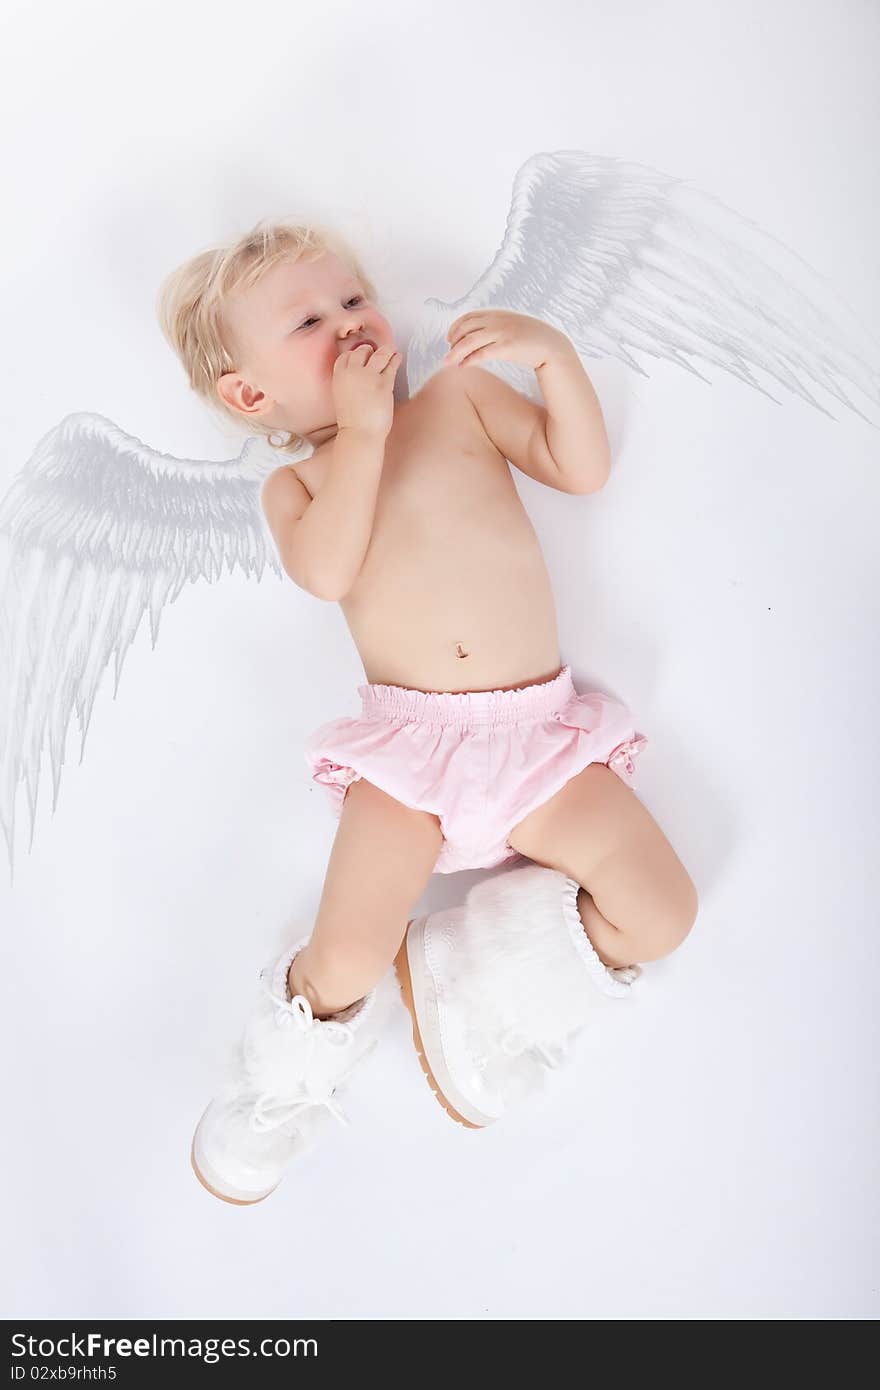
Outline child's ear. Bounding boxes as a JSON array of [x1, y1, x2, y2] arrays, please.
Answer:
[[217, 372, 268, 416]]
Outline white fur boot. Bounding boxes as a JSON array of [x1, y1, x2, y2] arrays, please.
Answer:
[[395, 861, 639, 1128], [192, 937, 400, 1204]]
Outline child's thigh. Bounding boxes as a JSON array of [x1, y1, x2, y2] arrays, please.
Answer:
[[311, 778, 443, 956]]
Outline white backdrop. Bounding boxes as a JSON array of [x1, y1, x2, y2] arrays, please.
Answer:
[[1, 0, 877, 1320]]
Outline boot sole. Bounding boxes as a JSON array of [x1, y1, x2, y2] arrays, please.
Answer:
[[394, 920, 492, 1130]]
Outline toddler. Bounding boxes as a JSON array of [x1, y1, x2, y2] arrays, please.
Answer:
[[157, 221, 698, 1203]]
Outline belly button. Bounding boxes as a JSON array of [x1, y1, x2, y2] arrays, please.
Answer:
[[455, 643, 469, 659]]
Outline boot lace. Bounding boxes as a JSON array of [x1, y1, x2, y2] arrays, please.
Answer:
[[498, 1028, 565, 1070], [478, 959, 642, 1082], [495, 967, 641, 1071], [247, 980, 357, 1133]]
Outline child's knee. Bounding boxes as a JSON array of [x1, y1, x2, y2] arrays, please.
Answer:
[[632, 874, 698, 961]]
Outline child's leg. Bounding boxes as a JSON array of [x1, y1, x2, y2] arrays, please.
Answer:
[[289, 778, 444, 1018]]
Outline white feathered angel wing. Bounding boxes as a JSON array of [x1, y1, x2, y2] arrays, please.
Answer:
[[405, 149, 879, 428], [0, 412, 285, 883]]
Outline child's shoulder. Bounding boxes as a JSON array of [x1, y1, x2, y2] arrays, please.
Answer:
[[407, 363, 481, 427], [259, 461, 312, 528]]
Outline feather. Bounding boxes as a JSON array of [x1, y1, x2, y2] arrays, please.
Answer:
[[405, 149, 879, 430], [0, 413, 283, 880]]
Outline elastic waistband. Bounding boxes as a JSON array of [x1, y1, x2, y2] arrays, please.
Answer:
[[358, 664, 576, 728]]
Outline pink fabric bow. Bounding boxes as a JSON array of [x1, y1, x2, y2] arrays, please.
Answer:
[[606, 734, 649, 777]]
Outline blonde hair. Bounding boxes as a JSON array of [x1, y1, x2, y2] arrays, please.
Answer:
[[156, 218, 379, 457]]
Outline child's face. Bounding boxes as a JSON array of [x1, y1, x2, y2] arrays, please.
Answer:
[[217, 251, 396, 450]]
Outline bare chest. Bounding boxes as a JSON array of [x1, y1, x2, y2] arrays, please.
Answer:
[[295, 374, 529, 583], [292, 373, 558, 690]]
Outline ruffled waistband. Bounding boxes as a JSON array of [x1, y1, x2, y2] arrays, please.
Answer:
[[358, 664, 578, 729]]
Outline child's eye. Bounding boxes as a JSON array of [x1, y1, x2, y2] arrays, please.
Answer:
[[297, 296, 364, 331]]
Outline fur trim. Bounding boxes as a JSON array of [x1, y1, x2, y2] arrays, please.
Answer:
[[449, 862, 636, 1065], [214, 949, 401, 1103]]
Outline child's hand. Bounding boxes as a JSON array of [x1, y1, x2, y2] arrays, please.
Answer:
[[332, 343, 402, 439], [444, 309, 572, 371]]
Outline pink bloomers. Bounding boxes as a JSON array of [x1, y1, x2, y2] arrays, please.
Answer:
[[302, 663, 647, 874]]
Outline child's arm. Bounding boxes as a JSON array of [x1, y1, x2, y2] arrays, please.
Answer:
[[458, 360, 610, 495], [534, 348, 611, 493], [260, 466, 316, 592], [260, 427, 387, 600]]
